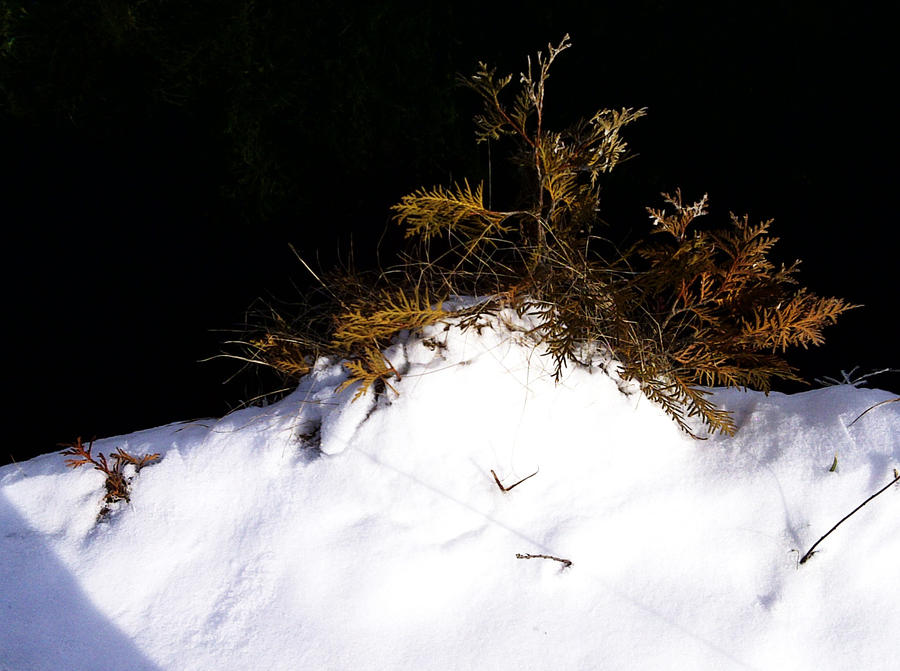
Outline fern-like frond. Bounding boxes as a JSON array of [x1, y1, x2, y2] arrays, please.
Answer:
[[337, 347, 400, 401], [112, 447, 161, 472], [637, 374, 737, 436], [740, 290, 856, 351], [331, 287, 448, 353], [647, 190, 709, 240], [463, 62, 521, 143], [584, 107, 648, 175], [392, 179, 513, 242], [59, 437, 160, 504]]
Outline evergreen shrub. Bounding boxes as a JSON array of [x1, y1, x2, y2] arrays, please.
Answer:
[[231, 35, 854, 437]]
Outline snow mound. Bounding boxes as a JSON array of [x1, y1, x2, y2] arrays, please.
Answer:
[[2, 313, 898, 670]]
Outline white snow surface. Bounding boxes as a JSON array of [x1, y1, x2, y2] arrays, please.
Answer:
[[2, 309, 898, 670]]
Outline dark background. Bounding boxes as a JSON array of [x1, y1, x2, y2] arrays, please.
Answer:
[[3, 1, 896, 463]]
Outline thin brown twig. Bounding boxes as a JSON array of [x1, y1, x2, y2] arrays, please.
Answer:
[[516, 553, 572, 568], [491, 468, 539, 492]]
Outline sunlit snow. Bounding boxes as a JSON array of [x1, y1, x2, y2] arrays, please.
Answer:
[[2, 308, 897, 670]]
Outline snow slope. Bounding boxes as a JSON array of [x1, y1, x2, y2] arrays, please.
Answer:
[[2, 311, 898, 670]]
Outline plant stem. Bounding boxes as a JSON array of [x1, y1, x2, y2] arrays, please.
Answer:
[[516, 553, 572, 568], [799, 471, 900, 565]]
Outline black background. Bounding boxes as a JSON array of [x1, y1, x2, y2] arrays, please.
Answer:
[[3, 1, 896, 463]]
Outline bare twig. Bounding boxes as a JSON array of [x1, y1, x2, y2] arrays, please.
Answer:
[[799, 471, 900, 565], [816, 367, 899, 388], [491, 468, 539, 492], [516, 553, 572, 568]]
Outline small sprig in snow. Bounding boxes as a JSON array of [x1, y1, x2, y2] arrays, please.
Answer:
[[60, 437, 160, 506]]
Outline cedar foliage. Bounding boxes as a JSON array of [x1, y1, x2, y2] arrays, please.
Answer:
[[60, 437, 160, 507], [233, 35, 854, 436], [229, 273, 449, 402]]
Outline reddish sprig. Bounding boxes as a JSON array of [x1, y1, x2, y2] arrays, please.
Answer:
[[59, 437, 161, 503]]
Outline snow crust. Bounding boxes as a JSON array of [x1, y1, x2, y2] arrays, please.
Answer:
[[2, 310, 898, 670]]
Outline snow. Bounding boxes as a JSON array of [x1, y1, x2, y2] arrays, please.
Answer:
[[2, 309, 898, 670]]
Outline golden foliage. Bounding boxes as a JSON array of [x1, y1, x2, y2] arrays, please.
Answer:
[[330, 287, 447, 397], [452, 34, 644, 261], [229, 35, 855, 438], [250, 333, 312, 378], [331, 287, 448, 353], [336, 347, 400, 401], [627, 193, 855, 391], [391, 179, 513, 244], [384, 39, 852, 436]]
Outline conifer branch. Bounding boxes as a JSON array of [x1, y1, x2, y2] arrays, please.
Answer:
[[391, 180, 515, 242], [331, 288, 447, 353]]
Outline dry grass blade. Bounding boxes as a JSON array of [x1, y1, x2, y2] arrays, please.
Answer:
[[847, 397, 900, 427]]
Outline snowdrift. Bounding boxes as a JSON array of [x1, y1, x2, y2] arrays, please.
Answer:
[[2, 313, 898, 670]]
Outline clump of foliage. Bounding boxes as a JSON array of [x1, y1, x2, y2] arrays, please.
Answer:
[[233, 35, 854, 437], [60, 437, 160, 510], [229, 270, 451, 402]]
